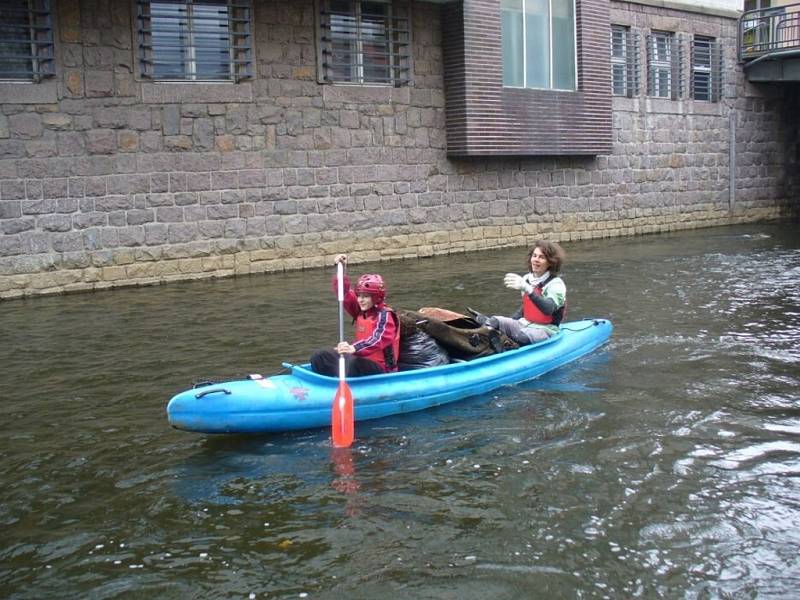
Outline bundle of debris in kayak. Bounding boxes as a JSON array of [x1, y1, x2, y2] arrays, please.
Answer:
[[397, 307, 518, 370]]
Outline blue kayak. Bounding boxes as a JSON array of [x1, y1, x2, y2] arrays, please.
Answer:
[[167, 318, 612, 434]]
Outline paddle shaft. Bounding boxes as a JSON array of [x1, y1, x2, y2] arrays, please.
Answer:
[[332, 261, 354, 447], [337, 262, 345, 377]]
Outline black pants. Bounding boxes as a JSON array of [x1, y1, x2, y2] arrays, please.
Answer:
[[310, 349, 385, 377]]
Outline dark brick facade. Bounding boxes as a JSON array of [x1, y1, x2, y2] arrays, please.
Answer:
[[443, 0, 613, 156]]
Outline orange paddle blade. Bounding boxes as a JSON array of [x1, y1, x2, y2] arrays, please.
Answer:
[[331, 380, 354, 448]]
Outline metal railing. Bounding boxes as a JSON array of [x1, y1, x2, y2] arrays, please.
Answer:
[[739, 2, 800, 62]]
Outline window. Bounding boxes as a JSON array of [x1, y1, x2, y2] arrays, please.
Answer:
[[691, 35, 721, 102], [0, 0, 54, 81], [744, 0, 770, 10], [318, 0, 411, 86], [501, 0, 576, 91], [647, 31, 682, 99], [137, 0, 252, 81], [610, 25, 639, 97]]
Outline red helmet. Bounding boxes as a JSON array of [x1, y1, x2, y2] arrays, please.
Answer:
[[355, 273, 386, 304]]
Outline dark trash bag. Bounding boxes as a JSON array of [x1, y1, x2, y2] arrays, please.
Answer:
[[398, 330, 450, 370], [397, 311, 450, 370]]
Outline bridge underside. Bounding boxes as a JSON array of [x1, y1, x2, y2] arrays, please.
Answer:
[[745, 55, 800, 82]]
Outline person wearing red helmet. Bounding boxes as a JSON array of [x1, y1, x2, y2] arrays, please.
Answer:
[[310, 253, 400, 377]]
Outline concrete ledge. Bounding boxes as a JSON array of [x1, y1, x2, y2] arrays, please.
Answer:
[[141, 82, 254, 104], [322, 85, 410, 105], [0, 80, 58, 104]]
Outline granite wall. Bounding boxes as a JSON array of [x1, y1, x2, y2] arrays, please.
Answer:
[[0, 0, 794, 299]]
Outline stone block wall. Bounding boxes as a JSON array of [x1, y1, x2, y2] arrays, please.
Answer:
[[0, 0, 794, 299]]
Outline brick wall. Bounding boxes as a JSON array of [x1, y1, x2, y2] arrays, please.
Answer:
[[443, 0, 613, 156], [0, 0, 794, 299]]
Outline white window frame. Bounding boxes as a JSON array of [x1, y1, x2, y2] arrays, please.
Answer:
[[501, 0, 578, 92], [137, 0, 252, 82], [611, 24, 639, 97], [611, 25, 628, 96], [647, 30, 674, 99], [691, 35, 722, 102]]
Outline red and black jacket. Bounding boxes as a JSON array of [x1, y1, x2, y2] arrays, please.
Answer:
[[334, 274, 400, 372]]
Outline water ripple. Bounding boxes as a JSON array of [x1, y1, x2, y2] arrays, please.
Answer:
[[2, 223, 800, 598]]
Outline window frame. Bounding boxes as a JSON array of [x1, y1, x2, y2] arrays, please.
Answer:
[[647, 30, 672, 98], [647, 30, 683, 100], [501, 0, 577, 92], [317, 0, 412, 87], [610, 24, 640, 98], [137, 0, 253, 83], [691, 34, 721, 102], [0, 0, 55, 82]]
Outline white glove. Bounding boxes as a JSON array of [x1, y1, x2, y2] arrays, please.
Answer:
[[504, 273, 533, 295]]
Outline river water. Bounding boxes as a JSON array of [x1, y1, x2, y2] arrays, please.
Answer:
[[1, 222, 799, 599]]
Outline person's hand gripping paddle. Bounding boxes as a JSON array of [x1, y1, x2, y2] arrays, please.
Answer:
[[331, 261, 354, 448]]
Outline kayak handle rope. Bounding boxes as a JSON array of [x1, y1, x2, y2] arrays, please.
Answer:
[[195, 388, 232, 399], [560, 319, 607, 333]]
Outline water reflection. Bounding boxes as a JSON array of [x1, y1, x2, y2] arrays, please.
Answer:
[[2, 223, 800, 598], [171, 435, 327, 506]]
